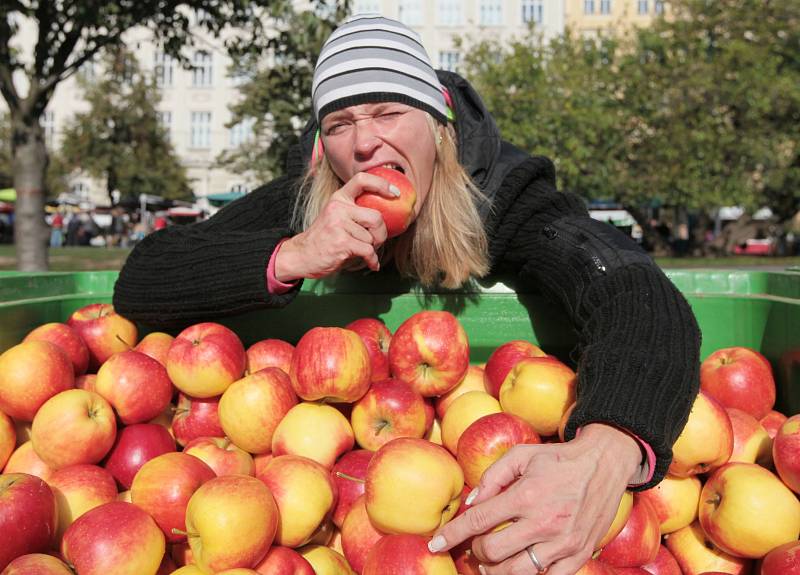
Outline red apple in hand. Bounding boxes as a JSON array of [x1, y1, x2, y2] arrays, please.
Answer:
[[346, 318, 392, 382], [700, 346, 776, 420], [246, 338, 294, 375], [355, 166, 416, 238], [23, 322, 90, 376], [61, 501, 165, 575], [0, 473, 58, 571], [0, 341, 74, 422], [331, 449, 373, 528], [388, 310, 470, 397], [67, 303, 138, 371], [103, 423, 176, 489]]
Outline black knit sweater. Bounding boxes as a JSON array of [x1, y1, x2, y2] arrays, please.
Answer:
[[114, 72, 701, 490]]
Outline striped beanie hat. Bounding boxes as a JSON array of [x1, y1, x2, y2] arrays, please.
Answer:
[[312, 13, 449, 126]]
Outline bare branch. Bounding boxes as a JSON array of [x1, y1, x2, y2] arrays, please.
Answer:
[[43, 21, 83, 80]]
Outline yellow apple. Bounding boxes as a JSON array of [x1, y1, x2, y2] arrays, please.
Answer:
[[698, 462, 800, 558], [365, 437, 464, 535], [669, 391, 733, 477], [272, 402, 354, 469], [440, 391, 501, 456], [435, 365, 486, 419], [664, 521, 751, 575], [298, 545, 356, 574], [498, 357, 576, 437], [638, 474, 702, 534]]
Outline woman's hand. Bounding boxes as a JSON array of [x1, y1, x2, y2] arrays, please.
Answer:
[[428, 424, 644, 575], [275, 172, 398, 281]]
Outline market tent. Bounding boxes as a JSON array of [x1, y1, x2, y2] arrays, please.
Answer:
[[206, 191, 246, 207], [0, 189, 15, 202]]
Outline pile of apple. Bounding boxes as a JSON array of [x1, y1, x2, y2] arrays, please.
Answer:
[[0, 303, 798, 575]]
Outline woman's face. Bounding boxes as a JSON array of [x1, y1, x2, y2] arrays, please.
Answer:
[[320, 102, 439, 217]]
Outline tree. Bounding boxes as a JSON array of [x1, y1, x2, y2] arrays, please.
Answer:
[[60, 48, 190, 203], [217, 2, 350, 182], [0, 0, 314, 271]]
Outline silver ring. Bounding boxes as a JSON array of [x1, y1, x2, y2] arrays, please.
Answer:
[[526, 545, 545, 573]]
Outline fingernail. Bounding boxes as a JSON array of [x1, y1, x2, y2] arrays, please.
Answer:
[[389, 184, 401, 197], [479, 565, 487, 575], [428, 535, 446, 553], [465, 487, 479, 506]]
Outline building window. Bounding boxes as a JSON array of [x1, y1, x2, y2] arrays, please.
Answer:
[[438, 50, 460, 72], [398, 0, 423, 25], [229, 183, 250, 194], [654, 0, 664, 14], [521, 0, 544, 24], [584, 0, 595, 14], [192, 51, 213, 88], [154, 51, 174, 88], [71, 182, 90, 202], [40, 111, 55, 148], [437, 0, 461, 25], [156, 111, 172, 142], [353, 0, 381, 14], [190, 112, 212, 149], [229, 118, 255, 147], [600, 0, 612, 14], [479, 0, 503, 25], [638, 0, 649, 14]]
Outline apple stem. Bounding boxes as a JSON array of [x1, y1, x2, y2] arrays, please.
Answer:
[[171, 527, 199, 537], [115, 334, 133, 349], [335, 471, 365, 484]]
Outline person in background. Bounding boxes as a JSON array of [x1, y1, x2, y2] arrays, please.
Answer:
[[114, 15, 700, 575], [49, 210, 64, 248]]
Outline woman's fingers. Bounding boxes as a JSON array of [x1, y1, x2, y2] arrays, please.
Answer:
[[336, 171, 400, 202], [346, 204, 388, 247], [472, 444, 546, 505]]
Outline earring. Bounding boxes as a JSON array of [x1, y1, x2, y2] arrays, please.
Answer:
[[437, 134, 443, 145]]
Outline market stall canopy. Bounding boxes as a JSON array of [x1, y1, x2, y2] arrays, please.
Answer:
[[0, 189, 15, 202], [206, 191, 246, 207]]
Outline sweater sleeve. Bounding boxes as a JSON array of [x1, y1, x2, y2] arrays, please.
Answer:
[[489, 156, 701, 490], [113, 176, 303, 326]]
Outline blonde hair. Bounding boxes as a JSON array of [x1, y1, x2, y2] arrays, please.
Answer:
[[293, 114, 490, 289]]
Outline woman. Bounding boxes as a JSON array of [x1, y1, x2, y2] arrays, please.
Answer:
[[114, 14, 700, 575]]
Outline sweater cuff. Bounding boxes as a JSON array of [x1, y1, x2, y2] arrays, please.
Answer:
[[575, 424, 655, 488], [267, 238, 299, 295]]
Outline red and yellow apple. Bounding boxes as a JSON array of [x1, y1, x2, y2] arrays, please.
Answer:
[[725, 407, 772, 466], [61, 501, 165, 575], [184, 474, 278, 572], [435, 365, 486, 420], [257, 454, 336, 548], [0, 409, 14, 470], [49, 463, 118, 540], [0, 341, 74, 422], [760, 539, 800, 575], [773, 414, 800, 493], [698, 462, 800, 558], [252, 546, 315, 574], [289, 327, 371, 403], [30, 389, 116, 470], [638, 474, 701, 534], [0, 473, 58, 571], [351, 378, 427, 451], [483, 340, 546, 398], [67, 303, 138, 371], [362, 534, 457, 575], [597, 493, 660, 567], [700, 346, 776, 420], [441, 391, 501, 455], [498, 356, 576, 437], [272, 402, 355, 469], [172, 392, 224, 447], [166, 322, 247, 398], [104, 422, 176, 489], [95, 350, 173, 424], [219, 367, 298, 454], [639, 544, 682, 575], [388, 311, 470, 397], [246, 338, 294, 375], [331, 449, 373, 528], [346, 318, 392, 382], [2, 441, 54, 481], [760, 409, 788, 439], [341, 494, 384, 573], [356, 166, 417, 239], [23, 322, 89, 376], [134, 331, 174, 367], [1, 553, 74, 574], [298, 545, 356, 575], [664, 522, 751, 575], [183, 436, 255, 477], [669, 391, 733, 477]]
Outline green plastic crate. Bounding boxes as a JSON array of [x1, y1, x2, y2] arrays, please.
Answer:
[[1, 269, 798, 414]]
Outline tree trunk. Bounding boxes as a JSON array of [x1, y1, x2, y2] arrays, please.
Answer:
[[624, 204, 673, 256], [12, 115, 49, 271]]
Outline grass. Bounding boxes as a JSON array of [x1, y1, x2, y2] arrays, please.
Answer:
[[0, 245, 798, 272]]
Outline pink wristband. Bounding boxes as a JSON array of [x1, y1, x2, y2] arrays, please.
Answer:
[[266, 238, 299, 295], [574, 424, 656, 487]]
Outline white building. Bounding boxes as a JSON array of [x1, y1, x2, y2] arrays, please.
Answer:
[[3, 2, 566, 206]]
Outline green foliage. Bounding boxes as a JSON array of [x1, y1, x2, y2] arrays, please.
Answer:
[[217, 1, 350, 181], [461, 0, 800, 220], [59, 48, 191, 201]]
